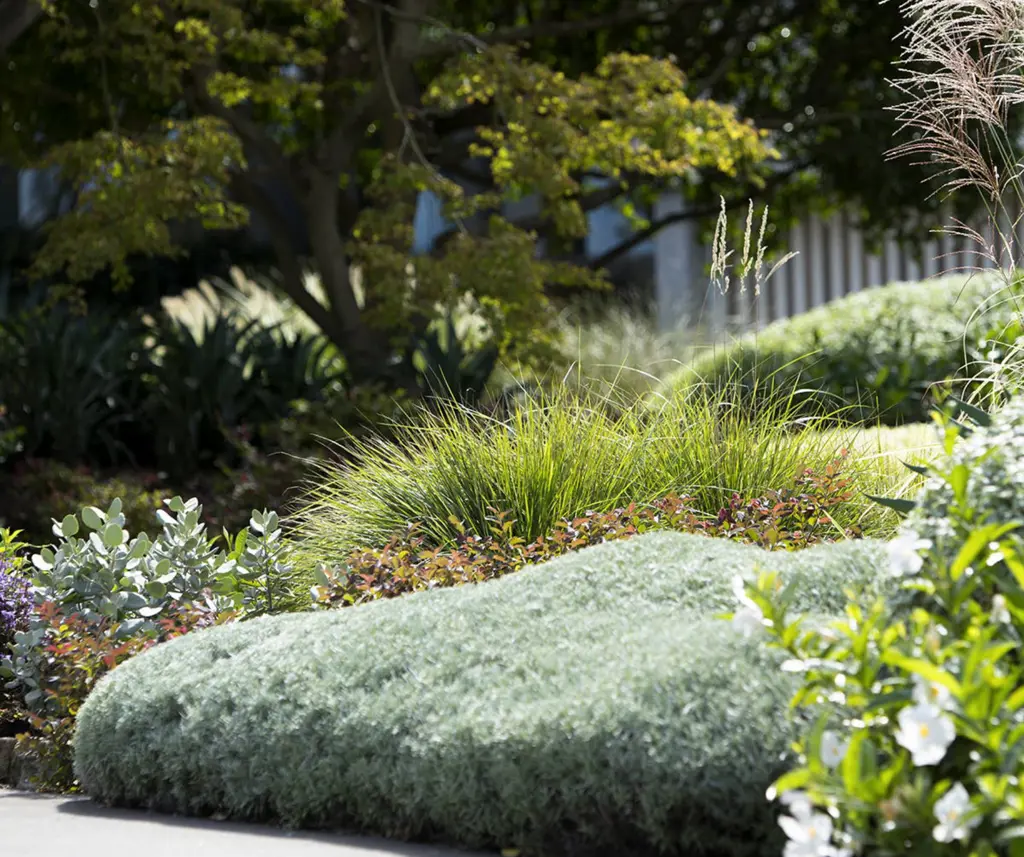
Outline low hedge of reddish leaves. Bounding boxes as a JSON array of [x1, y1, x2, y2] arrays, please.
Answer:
[[313, 458, 860, 608], [16, 598, 237, 792]]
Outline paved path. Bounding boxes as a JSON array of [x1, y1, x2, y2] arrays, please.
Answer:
[[0, 789, 494, 856]]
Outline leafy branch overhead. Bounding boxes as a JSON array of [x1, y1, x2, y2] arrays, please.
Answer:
[[0, 1, 774, 380]]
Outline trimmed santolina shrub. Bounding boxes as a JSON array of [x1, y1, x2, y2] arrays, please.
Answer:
[[74, 532, 889, 857]]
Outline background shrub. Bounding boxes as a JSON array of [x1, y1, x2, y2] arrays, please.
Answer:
[[0, 305, 152, 465], [661, 273, 1022, 425], [142, 312, 338, 478], [74, 532, 889, 857], [905, 394, 1024, 562], [0, 459, 164, 544], [0, 302, 339, 479]]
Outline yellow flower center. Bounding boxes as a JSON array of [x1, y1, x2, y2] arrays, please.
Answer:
[[919, 724, 930, 738]]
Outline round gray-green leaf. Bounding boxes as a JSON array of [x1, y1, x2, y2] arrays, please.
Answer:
[[128, 537, 151, 559], [145, 581, 167, 599], [82, 506, 105, 531], [102, 523, 124, 549], [31, 552, 53, 572], [60, 514, 80, 538]]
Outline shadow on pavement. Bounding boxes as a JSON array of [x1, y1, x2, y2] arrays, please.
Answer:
[[0, 790, 490, 856]]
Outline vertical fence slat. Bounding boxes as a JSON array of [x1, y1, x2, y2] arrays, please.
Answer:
[[809, 215, 827, 309], [884, 234, 902, 283], [866, 240, 884, 290], [827, 212, 845, 302], [846, 211, 863, 294], [791, 222, 807, 315]]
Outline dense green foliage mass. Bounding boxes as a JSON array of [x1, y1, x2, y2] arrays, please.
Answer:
[[663, 274, 1021, 424], [0, 0, 772, 384]]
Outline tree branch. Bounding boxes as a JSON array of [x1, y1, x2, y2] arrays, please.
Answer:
[[351, 0, 710, 60], [185, 74, 298, 195], [429, 177, 639, 256]]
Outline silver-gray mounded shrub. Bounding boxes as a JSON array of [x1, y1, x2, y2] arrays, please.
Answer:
[[74, 531, 889, 857]]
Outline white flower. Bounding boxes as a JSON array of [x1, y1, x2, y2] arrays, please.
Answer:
[[780, 790, 814, 819], [992, 594, 1011, 624], [912, 674, 953, 710], [778, 793, 850, 857], [933, 782, 979, 843], [779, 802, 835, 857], [886, 530, 931, 577], [731, 575, 764, 637], [895, 702, 956, 766], [732, 604, 764, 637], [732, 574, 755, 606], [821, 730, 849, 769]]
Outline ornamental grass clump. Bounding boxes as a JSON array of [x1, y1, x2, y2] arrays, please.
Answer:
[[312, 459, 863, 609], [295, 383, 910, 564]]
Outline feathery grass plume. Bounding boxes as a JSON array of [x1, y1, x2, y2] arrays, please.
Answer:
[[709, 196, 797, 300], [887, 0, 1024, 403]]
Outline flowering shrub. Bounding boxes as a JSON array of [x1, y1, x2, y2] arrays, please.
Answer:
[[0, 561, 31, 655], [728, 404, 1024, 856], [313, 461, 861, 607], [18, 598, 235, 792], [0, 530, 31, 728]]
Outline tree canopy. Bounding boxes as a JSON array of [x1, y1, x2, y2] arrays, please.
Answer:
[[0, 0, 994, 383], [0, 0, 775, 382]]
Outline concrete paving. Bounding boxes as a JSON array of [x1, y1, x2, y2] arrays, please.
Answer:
[[0, 789, 495, 856]]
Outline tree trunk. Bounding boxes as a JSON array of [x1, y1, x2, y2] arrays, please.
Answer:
[[302, 177, 406, 387], [231, 170, 406, 388]]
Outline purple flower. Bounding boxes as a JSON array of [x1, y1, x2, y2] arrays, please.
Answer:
[[0, 560, 31, 657]]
